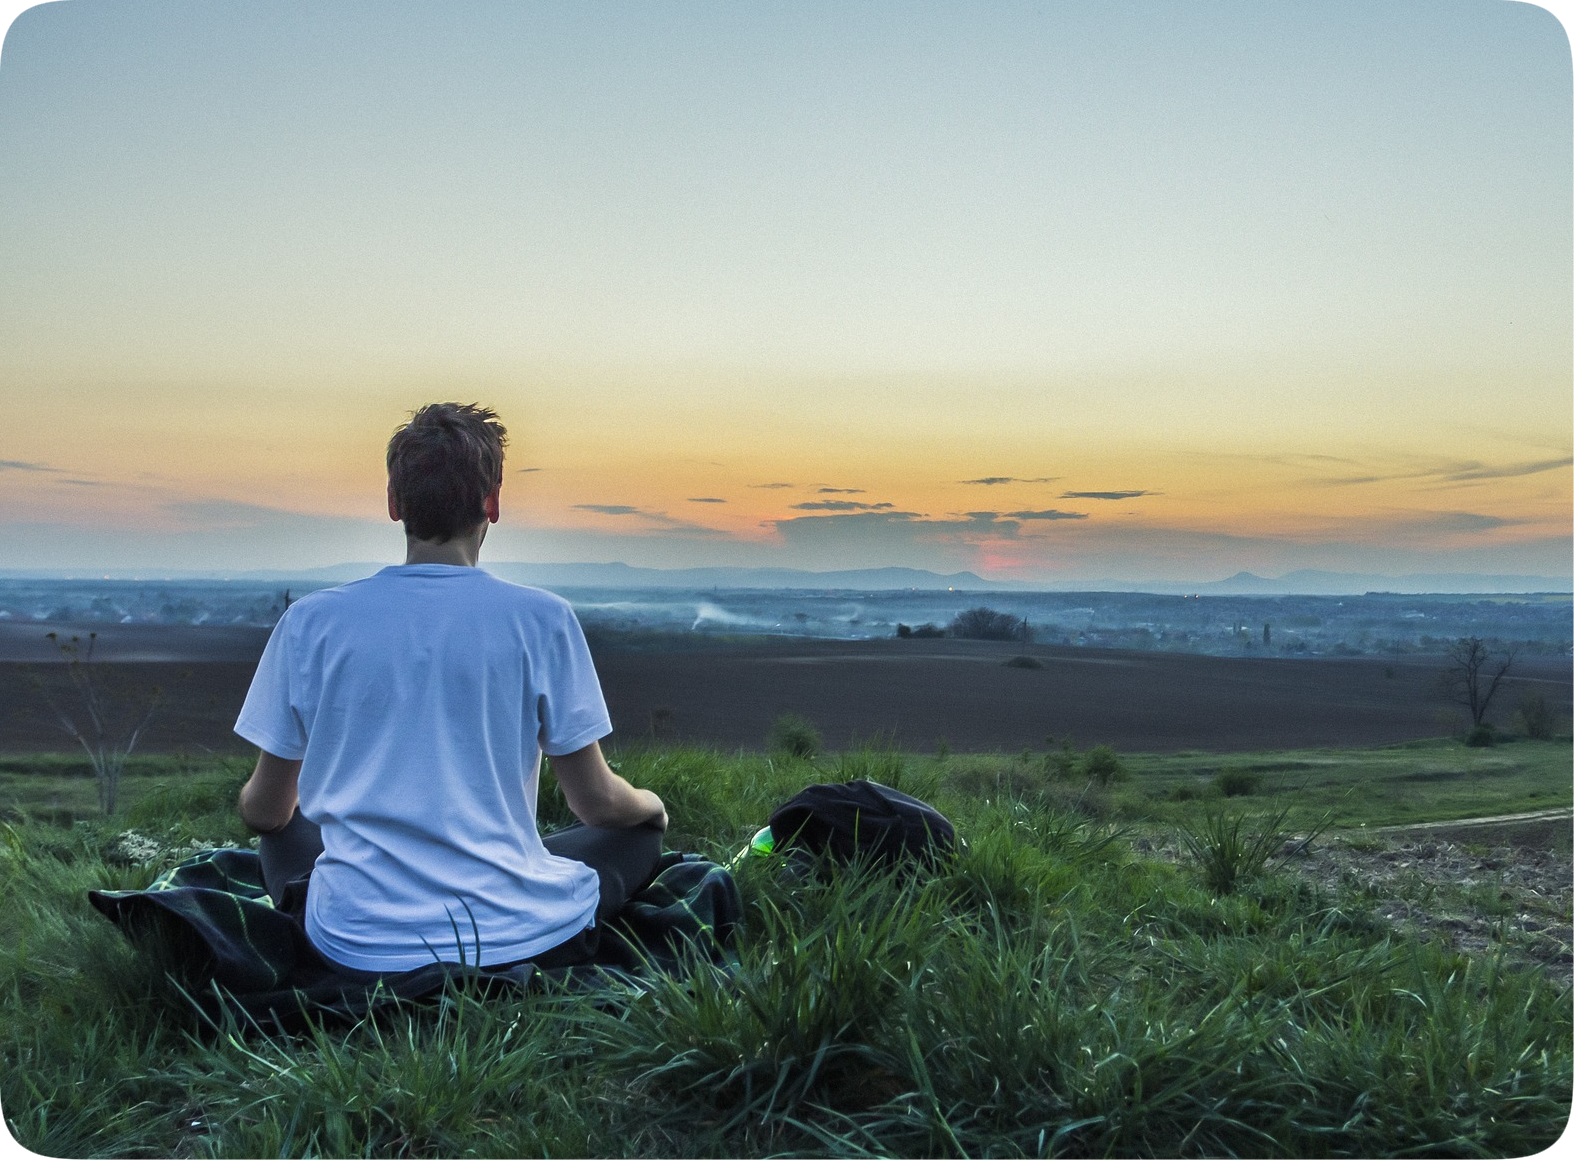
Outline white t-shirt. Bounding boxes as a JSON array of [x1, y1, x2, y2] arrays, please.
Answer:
[[234, 564, 611, 972]]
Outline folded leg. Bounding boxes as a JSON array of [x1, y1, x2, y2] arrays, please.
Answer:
[[543, 822, 665, 922], [257, 808, 323, 906]]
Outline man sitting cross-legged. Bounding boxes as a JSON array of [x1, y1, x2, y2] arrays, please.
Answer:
[[234, 401, 667, 976]]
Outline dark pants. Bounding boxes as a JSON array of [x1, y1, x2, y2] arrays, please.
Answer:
[[258, 811, 664, 972]]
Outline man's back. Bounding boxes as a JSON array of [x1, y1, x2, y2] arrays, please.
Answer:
[[236, 564, 612, 972]]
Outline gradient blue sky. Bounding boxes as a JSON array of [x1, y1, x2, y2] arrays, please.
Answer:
[[1, 0, 1570, 582]]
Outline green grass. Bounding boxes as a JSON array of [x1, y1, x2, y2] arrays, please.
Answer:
[[0, 751, 255, 827], [2, 742, 1570, 1157], [1116, 738, 1574, 830], [1176, 803, 1326, 896], [8, 738, 1568, 835]]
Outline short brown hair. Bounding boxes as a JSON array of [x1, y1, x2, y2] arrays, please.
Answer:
[[386, 402, 508, 542]]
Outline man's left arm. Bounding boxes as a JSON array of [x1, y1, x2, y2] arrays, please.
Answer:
[[549, 741, 667, 831], [239, 751, 303, 833]]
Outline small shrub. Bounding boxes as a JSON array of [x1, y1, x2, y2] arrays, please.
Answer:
[[1002, 655, 1043, 669], [1044, 740, 1078, 780], [909, 622, 945, 638], [1464, 724, 1497, 748], [1176, 805, 1328, 896], [1513, 692, 1557, 740], [1080, 745, 1126, 786], [1177, 809, 1281, 895], [1170, 783, 1203, 802], [1213, 769, 1263, 798], [768, 713, 822, 760], [948, 607, 1031, 642]]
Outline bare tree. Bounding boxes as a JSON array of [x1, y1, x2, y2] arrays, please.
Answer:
[[1442, 636, 1520, 727], [37, 632, 160, 814]]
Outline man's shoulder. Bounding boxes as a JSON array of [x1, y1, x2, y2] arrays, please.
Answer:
[[473, 572, 577, 617], [280, 567, 577, 624], [278, 571, 385, 611]]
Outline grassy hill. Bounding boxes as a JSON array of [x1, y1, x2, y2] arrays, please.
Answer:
[[1, 740, 1570, 1157]]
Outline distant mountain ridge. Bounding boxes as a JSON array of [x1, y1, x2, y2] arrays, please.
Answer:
[[0, 563, 1567, 595], [483, 562, 1020, 591], [1076, 569, 1573, 596], [213, 561, 1021, 591]]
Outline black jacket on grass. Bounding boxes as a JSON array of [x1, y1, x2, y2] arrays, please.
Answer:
[[767, 779, 957, 868]]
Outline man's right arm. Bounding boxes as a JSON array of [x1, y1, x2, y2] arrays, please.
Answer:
[[239, 750, 302, 833], [549, 741, 667, 830]]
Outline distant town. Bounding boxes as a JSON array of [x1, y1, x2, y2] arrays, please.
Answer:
[[1, 574, 1568, 661]]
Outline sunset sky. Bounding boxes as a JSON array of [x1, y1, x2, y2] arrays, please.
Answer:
[[1, 0, 1570, 584]]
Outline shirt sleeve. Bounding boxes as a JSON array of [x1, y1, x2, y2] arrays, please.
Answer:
[[537, 604, 613, 756], [234, 610, 309, 760]]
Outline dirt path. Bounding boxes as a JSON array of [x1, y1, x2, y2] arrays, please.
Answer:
[[1136, 809, 1572, 987], [1374, 807, 1572, 832], [1368, 808, 1570, 864], [1291, 811, 1572, 987]]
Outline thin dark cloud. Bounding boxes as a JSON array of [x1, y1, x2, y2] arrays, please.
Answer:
[[1309, 462, 1471, 488], [749, 482, 795, 489], [639, 511, 726, 532], [816, 487, 864, 494], [515, 467, 542, 474], [774, 509, 923, 526], [1442, 457, 1573, 482], [791, 500, 897, 512], [572, 502, 722, 534], [1003, 509, 1088, 521], [1301, 455, 1571, 489], [162, 499, 311, 528], [688, 497, 727, 504], [1398, 511, 1521, 534], [960, 476, 1058, 486], [1259, 453, 1362, 467], [0, 460, 104, 487], [0, 459, 63, 473], [1060, 490, 1151, 501], [943, 509, 1093, 529]]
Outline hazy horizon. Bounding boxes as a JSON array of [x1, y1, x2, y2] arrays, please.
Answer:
[[1, 558, 1569, 598], [2, 0, 1570, 585], [2, 574, 1569, 664]]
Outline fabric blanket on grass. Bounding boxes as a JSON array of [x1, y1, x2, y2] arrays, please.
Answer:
[[88, 847, 742, 1033]]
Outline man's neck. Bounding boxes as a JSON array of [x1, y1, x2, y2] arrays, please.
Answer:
[[404, 526, 485, 567]]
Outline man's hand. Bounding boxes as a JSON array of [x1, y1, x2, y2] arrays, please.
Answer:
[[239, 750, 303, 833], [549, 741, 667, 830]]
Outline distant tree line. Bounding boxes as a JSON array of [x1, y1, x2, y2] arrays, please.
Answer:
[[897, 607, 1032, 643]]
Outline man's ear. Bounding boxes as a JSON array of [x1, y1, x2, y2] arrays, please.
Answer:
[[483, 484, 501, 524], [387, 482, 401, 522]]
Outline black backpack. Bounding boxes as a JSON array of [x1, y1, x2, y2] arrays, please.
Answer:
[[767, 779, 957, 867]]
